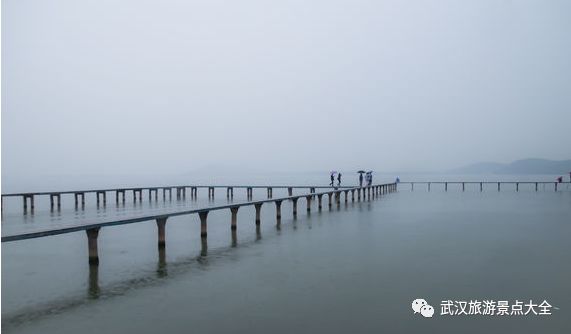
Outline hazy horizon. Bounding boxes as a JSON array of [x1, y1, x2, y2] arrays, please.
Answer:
[[3, 0, 571, 187]]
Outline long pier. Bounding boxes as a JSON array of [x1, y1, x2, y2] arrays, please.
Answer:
[[1, 185, 357, 214], [400, 181, 570, 192], [2, 183, 397, 266]]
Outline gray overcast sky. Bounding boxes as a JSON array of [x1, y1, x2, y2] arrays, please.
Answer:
[[2, 0, 571, 182]]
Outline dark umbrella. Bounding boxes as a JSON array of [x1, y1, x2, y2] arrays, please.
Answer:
[[357, 170, 366, 174]]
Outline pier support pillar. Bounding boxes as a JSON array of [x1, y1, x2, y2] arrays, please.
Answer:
[[267, 188, 273, 199], [462, 183, 465, 192], [275, 200, 282, 221], [292, 198, 298, 218], [328, 193, 333, 209], [480, 183, 483, 192], [288, 187, 293, 196], [535, 183, 538, 192], [344, 190, 349, 203], [156, 218, 167, 248], [199, 211, 209, 238], [317, 194, 323, 210], [254, 203, 263, 225], [516, 183, 519, 192], [86, 228, 100, 265], [498, 183, 500, 192], [445, 183, 448, 192], [230, 207, 239, 230], [50, 194, 61, 211], [306, 195, 312, 213]]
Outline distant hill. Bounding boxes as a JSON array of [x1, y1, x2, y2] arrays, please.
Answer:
[[450, 159, 571, 174]]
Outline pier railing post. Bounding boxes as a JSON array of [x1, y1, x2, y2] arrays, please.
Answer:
[[86, 228, 100, 264], [199, 211, 209, 238]]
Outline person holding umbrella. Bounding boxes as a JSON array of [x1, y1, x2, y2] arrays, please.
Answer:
[[330, 171, 337, 186], [358, 170, 365, 187], [337, 173, 342, 186]]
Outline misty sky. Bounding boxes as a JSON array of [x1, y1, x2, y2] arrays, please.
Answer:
[[2, 0, 571, 183]]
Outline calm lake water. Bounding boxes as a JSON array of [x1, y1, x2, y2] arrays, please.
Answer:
[[2, 176, 571, 333]]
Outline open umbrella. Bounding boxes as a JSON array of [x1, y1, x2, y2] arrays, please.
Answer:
[[357, 170, 366, 174], [330, 171, 338, 176]]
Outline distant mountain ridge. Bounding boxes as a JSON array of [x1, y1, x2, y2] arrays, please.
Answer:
[[450, 159, 571, 174]]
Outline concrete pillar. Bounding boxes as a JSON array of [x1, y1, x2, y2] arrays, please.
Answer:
[[480, 183, 483, 192], [292, 198, 298, 217], [230, 187, 234, 199], [275, 200, 282, 221], [445, 183, 448, 192], [357, 189, 361, 201], [498, 182, 500, 192], [201, 238, 208, 257], [199, 211, 208, 238], [231, 230, 237, 247], [351, 189, 355, 202], [267, 188, 272, 199], [344, 190, 349, 203], [318, 194, 323, 210], [328, 193, 333, 208], [555, 182, 558, 192], [336, 192, 341, 205], [516, 183, 519, 192], [254, 203, 263, 225], [462, 183, 465, 192], [86, 228, 100, 265], [288, 187, 293, 196], [412, 182, 414, 191], [535, 182, 538, 192], [50, 194, 56, 211], [306, 195, 312, 213], [230, 207, 239, 230], [156, 217, 167, 248], [88, 262, 100, 298]]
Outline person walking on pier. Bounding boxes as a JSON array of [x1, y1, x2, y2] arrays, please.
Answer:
[[330, 173, 335, 186], [359, 173, 364, 187], [337, 173, 342, 186]]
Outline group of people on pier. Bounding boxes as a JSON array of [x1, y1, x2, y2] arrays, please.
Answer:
[[329, 171, 373, 187]]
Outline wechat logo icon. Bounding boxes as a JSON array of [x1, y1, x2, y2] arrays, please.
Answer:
[[412, 298, 435, 318]]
